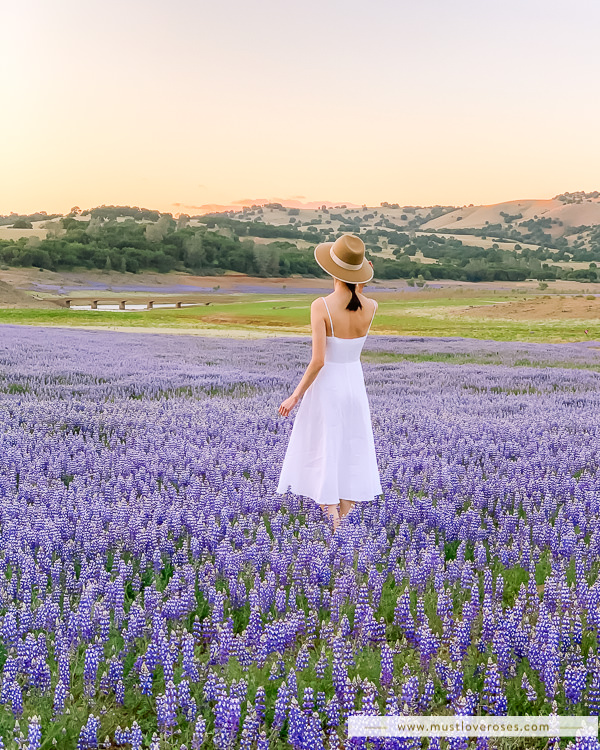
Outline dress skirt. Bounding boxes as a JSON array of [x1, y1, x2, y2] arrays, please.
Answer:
[[276, 346, 383, 506]]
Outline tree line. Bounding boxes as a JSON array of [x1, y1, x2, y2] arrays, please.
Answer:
[[0, 216, 599, 282]]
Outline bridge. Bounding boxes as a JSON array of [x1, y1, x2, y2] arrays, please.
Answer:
[[62, 297, 214, 310]]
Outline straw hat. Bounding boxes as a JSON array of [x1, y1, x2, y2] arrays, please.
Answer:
[[314, 234, 373, 284]]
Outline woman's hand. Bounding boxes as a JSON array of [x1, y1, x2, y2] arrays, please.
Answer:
[[279, 394, 300, 417]]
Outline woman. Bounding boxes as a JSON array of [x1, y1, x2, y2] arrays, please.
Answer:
[[276, 234, 383, 532]]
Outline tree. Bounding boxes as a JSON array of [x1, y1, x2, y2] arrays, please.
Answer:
[[104, 254, 112, 273], [176, 214, 190, 231], [85, 217, 102, 238], [183, 233, 205, 271], [44, 221, 64, 238], [120, 255, 127, 273], [145, 216, 171, 243], [253, 244, 280, 277]]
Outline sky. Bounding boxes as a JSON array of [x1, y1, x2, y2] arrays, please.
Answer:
[[2, 0, 600, 215]]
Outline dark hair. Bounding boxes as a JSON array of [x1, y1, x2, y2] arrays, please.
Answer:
[[345, 282, 363, 311]]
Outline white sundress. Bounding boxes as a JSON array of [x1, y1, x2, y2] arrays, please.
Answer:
[[276, 296, 383, 506]]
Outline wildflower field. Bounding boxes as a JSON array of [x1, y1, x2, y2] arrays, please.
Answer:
[[1, 325, 600, 749]]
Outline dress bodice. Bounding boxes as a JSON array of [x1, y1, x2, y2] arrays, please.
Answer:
[[320, 296, 376, 365], [324, 335, 368, 364]]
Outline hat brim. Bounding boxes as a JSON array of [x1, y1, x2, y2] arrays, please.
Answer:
[[314, 242, 374, 284]]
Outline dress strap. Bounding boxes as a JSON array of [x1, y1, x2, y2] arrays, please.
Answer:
[[366, 299, 377, 334], [321, 297, 334, 337]]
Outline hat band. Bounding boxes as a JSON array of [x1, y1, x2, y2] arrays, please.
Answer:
[[329, 246, 363, 271]]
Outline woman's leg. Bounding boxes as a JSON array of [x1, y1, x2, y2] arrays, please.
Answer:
[[339, 498, 356, 520], [320, 503, 340, 532]]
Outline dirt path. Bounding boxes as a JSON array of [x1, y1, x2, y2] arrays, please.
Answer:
[[459, 296, 600, 320]]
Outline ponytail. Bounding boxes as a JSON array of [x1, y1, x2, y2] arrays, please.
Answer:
[[345, 282, 363, 311]]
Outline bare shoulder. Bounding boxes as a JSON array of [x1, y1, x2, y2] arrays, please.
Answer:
[[310, 297, 328, 317], [358, 292, 378, 311]]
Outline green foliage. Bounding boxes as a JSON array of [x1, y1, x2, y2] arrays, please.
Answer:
[[0, 218, 324, 277], [3, 204, 600, 282]]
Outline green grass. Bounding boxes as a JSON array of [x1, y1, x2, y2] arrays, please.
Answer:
[[0, 292, 598, 343]]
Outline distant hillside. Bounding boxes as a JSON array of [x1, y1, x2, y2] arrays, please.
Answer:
[[420, 193, 600, 239], [1, 192, 600, 283]]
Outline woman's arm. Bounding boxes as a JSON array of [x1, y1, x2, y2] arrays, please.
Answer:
[[278, 298, 326, 417]]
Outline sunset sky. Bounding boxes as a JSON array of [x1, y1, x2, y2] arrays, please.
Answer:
[[2, 0, 600, 215]]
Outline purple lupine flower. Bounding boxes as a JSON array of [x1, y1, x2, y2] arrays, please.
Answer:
[[287, 669, 298, 701], [218, 695, 241, 748], [586, 668, 600, 716], [114, 726, 131, 746], [82, 714, 100, 749], [272, 681, 290, 730], [115, 678, 125, 705], [325, 694, 341, 729], [239, 705, 260, 750], [401, 675, 420, 711], [164, 679, 178, 731], [256, 730, 270, 749], [541, 627, 561, 700], [177, 678, 193, 714], [521, 672, 538, 702], [295, 645, 310, 672], [340, 677, 358, 722], [26, 715, 42, 750], [182, 632, 200, 682], [83, 643, 102, 697], [53, 679, 67, 715], [191, 716, 206, 750], [332, 638, 348, 697], [445, 667, 464, 709], [140, 661, 153, 696], [394, 591, 416, 645], [77, 724, 88, 750], [302, 687, 314, 716], [2, 611, 17, 648], [57, 651, 71, 689], [315, 648, 329, 678], [565, 664, 587, 706], [380, 642, 394, 687], [255, 685, 266, 723], [230, 678, 248, 704], [10, 680, 23, 718], [359, 680, 379, 717], [481, 659, 507, 715], [418, 678, 434, 713], [287, 697, 304, 749], [131, 721, 143, 750], [417, 620, 440, 669], [304, 711, 325, 750]]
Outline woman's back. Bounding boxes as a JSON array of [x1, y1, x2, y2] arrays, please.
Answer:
[[321, 292, 378, 339]]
